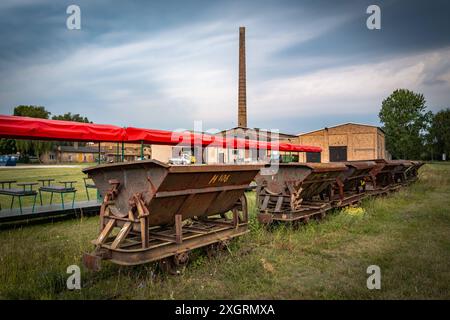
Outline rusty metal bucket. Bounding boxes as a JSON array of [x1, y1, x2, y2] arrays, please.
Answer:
[[389, 160, 414, 185], [332, 161, 377, 207], [82, 160, 262, 270], [255, 162, 347, 224], [366, 159, 407, 194]]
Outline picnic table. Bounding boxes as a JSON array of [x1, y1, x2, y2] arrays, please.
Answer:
[[59, 181, 77, 188], [37, 178, 55, 186], [0, 180, 17, 189], [16, 182, 39, 191], [0, 182, 38, 214], [39, 180, 77, 209]]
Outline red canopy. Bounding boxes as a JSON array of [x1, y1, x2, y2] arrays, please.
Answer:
[[0, 115, 126, 142], [126, 126, 321, 152], [0, 115, 322, 153]]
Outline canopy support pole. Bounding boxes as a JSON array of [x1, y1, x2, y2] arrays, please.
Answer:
[[141, 140, 144, 160], [98, 143, 101, 164], [121, 141, 125, 162]]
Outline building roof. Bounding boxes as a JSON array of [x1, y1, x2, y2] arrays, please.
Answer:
[[297, 122, 385, 136], [58, 146, 100, 153], [219, 127, 298, 139]]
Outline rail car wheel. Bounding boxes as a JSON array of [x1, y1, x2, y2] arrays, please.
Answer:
[[157, 252, 190, 275], [313, 211, 326, 220], [205, 239, 230, 258], [291, 220, 301, 230]]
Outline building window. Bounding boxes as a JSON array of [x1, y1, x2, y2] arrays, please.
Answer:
[[281, 154, 299, 163], [329, 146, 347, 162], [49, 154, 55, 160], [306, 152, 321, 163]]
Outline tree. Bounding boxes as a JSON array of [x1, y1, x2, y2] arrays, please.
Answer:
[[0, 139, 16, 154], [14, 105, 50, 119], [379, 89, 432, 160], [52, 112, 90, 123], [429, 108, 450, 160], [13, 105, 53, 162]]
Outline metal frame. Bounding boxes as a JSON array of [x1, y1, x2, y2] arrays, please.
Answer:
[[330, 161, 376, 208], [255, 163, 347, 225], [39, 188, 77, 209], [84, 185, 249, 270], [83, 177, 97, 201], [1, 192, 37, 214]]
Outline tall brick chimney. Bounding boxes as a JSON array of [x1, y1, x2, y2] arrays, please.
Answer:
[[238, 26, 247, 128]]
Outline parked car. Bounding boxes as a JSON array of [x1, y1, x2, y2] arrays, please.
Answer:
[[169, 153, 191, 165], [0, 155, 18, 166]]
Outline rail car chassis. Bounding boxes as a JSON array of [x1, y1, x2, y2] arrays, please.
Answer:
[[83, 178, 250, 272]]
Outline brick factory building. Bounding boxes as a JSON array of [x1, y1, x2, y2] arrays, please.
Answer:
[[295, 123, 386, 163]]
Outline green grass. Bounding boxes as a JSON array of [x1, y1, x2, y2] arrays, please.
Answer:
[[0, 164, 97, 209], [0, 163, 449, 299]]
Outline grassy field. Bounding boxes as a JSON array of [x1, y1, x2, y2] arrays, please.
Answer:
[[0, 164, 97, 209], [0, 163, 449, 299]]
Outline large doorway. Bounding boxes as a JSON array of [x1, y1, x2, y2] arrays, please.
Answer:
[[329, 146, 347, 162]]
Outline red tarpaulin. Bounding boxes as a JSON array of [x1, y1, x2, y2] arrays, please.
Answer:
[[0, 115, 322, 153], [126, 126, 321, 152], [0, 115, 126, 142]]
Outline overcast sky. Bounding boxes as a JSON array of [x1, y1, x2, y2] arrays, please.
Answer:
[[0, 0, 449, 134]]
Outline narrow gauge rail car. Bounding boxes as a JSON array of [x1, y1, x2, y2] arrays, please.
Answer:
[[255, 162, 347, 225], [365, 159, 401, 195], [331, 161, 377, 208], [406, 161, 424, 183], [82, 160, 262, 272]]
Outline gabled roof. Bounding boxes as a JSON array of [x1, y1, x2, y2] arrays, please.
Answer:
[[219, 126, 298, 138], [297, 122, 385, 136], [58, 146, 100, 153]]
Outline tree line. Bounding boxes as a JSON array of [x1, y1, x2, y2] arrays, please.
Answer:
[[1, 93, 449, 162], [379, 89, 450, 161], [0, 105, 91, 162]]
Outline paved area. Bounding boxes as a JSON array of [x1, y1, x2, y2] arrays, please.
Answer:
[[0, 165, 87, 169], [0, 199, 100, 222]]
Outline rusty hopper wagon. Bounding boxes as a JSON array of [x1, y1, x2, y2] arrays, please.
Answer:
[[332, 161, 377, 207], [366, 159, 402, 195], [389, 160, 415, 187], [255, 163, 347, 225], [406, 161, 424, 183], [82, 160, 262, 271]]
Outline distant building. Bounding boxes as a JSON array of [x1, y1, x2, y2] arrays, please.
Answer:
[[205, 127, 297, 164], [40, 142, 153, 164], [295, 123, 386, 163], [101, 142, 151, 162], [40, 144, 100, 163]]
